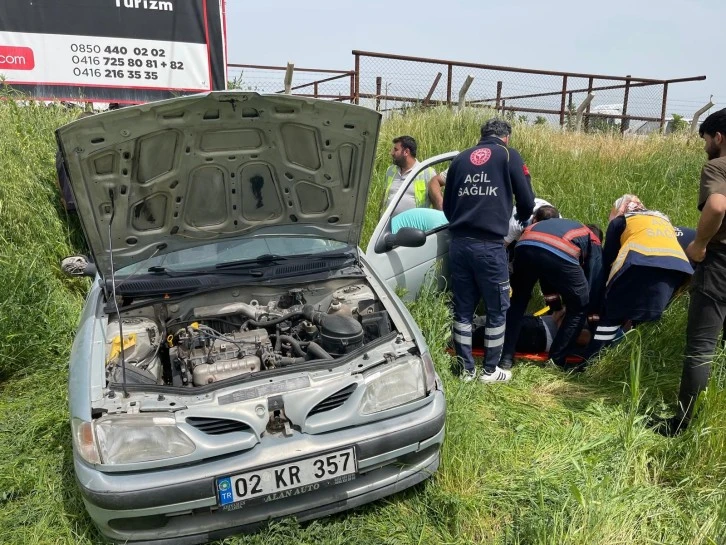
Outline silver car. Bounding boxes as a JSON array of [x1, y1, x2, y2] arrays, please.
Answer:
[[59, 92, 446, 544]]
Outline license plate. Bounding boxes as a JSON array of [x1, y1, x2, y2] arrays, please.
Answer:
[[216, 447, 356, 508]]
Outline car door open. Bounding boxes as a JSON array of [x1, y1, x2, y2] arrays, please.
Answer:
[[365, 152, 458, 300]]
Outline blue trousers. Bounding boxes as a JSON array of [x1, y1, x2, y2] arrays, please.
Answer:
[[450, 237, 510, 373]]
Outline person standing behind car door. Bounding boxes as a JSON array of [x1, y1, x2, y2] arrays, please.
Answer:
[[443, 118, 535, 383], [382, 135, 436, 216]]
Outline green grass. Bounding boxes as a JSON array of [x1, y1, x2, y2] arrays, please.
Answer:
[[0, 102, 723, 545]]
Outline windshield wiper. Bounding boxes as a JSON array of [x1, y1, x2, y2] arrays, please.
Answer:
[[144, 265, 263, 277], [215, 253, 300, 270]]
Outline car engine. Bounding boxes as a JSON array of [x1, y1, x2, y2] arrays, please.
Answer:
[[104, 282, 393, 388]]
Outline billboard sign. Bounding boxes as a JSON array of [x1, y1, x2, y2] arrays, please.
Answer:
[[0, 0, 227, 103]]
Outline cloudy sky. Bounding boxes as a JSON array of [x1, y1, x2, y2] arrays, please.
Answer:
[[226, 0, 722, 117]]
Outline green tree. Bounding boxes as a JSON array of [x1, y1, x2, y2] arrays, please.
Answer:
[[670, 113, 688, 132]]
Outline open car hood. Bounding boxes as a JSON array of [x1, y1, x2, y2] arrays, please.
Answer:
[[57, 92, 381, 280]]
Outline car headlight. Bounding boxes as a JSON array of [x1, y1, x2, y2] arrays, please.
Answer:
[[359, 358, 426, 415], [94, 414, 195, 465]]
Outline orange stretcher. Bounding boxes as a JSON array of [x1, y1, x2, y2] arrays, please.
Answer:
[[445, 347, 585, 365], [445, 306, 586, 365]]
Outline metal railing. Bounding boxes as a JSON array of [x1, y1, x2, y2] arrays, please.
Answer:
[[352, 50, 707, 133], [226, 52, 709, 133], [226, 63, 355, 102]]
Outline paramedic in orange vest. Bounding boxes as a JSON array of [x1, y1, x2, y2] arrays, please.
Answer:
[[382, 135, 436, 216], [501, 206, 603, 370], [589, 195, 693, 354]]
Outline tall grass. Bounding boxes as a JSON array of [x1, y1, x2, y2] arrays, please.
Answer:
[[0, 102, 722, 545]]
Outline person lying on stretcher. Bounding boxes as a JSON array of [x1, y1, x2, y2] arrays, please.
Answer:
[[470, 309, 622, 359]]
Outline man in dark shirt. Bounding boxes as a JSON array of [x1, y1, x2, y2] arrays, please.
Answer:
[[443, 119, 535, 383], [502, 206, 603, 370], [656, 108, 726, 435]]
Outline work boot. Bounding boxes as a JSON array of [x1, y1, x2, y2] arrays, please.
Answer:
[[478, 366, 512, 384]]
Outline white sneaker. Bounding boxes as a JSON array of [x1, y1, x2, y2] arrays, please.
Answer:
[[460, 369, 477, 382], [478, 366, 512, 384]]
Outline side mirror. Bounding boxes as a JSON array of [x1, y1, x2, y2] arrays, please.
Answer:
[[382, 227, 427, 252], [60, 255, 97, 278]]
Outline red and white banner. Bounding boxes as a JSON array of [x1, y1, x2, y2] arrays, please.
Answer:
[[0, 0, 227, 103]]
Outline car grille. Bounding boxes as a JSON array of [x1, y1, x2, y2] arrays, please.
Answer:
[[186, 417, 252, 435], [308, 383, 358, 416]]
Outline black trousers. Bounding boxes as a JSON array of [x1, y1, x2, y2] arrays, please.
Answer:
[[676, 252, 726, 421], [503, 245, 589, 367]]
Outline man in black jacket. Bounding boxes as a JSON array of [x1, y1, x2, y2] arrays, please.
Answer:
[[443, 119, 535, 383], [502, 206, 603, 370]]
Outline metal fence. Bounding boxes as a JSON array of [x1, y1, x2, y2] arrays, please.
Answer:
[[227, 51, 708, 133], [227, 63, 354, 101], [353, 50, 707, 133]]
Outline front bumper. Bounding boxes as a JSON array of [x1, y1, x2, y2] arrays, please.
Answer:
[[76, 389, 445, 544]]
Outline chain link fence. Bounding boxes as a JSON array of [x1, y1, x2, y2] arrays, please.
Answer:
[[226, 52, 707, 134], [353, 51, 706, 133], [227, 63, 354, 101]]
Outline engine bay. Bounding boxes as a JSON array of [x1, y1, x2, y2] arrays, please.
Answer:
[[104, 281, 394, 389]]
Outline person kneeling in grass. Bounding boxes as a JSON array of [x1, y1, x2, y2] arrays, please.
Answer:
[[588, 195, 693, 356], [501, 206, 603, 371]]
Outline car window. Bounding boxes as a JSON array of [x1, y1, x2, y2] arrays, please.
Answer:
[[116, 237, 348, 275], [424, 221, 449, 236]]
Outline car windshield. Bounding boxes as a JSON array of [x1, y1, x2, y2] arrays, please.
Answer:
[[115, 236, 350, 276]]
